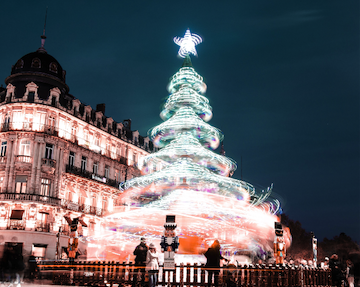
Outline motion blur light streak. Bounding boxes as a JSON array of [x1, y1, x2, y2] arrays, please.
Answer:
[[88, 30, 290, 261]]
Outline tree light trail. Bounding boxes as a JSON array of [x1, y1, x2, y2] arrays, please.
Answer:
[[86, 30, 290, 262]]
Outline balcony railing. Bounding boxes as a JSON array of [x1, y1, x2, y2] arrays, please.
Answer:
[[16, 155, 32, 163], [0, 192, 61, 206], [35, 221, 51, 232], [66, 165, 121, 190], [0, 156, 6, 163], [60, 199, 102, 217], [42, 158, 56, 168], [0, 122, 152, 155], [7, 219, 26, 230]]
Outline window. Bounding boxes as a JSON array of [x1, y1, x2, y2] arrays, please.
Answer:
[[0, 141, 7, 157], [15, 59, 24, 69], [15, 175, 27, 193], [92, 194, 97, 207], [4, 113, 11, 127], [37, 212, 48, 224], [49, 62, 58, 73], [10, 209, 24, 220], [19, 140, 31, 156], [81, 156, 87, 172], [69, 151, 75, 167], [84, 130, 89, 143], [105, 165, 110, 178], [27, 92, 35, 103], [102, 198, 108, 212], [40, 178, 51, 196], [48, 116, 55, 128], [31, 58, 41, 68], [44, 143, 53, 159], [115, 169, 121, 183], [32, 244, 47, 259], [93, 162, 98, 174], [13, 111, 23, 130]]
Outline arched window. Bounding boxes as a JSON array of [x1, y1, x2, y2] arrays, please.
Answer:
[[31, 58, 41, 68], [15, 59, 24, 69], [49, 62, 58, 73]]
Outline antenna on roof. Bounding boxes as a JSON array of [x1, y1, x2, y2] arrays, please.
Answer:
[[39, 7, 48, 52]]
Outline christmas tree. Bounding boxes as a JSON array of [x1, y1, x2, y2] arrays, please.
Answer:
[[109, 29, 286, 258]]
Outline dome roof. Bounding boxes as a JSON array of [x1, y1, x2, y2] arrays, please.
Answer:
[[6, 48, 69, 93], [10, 49, 66, 83]]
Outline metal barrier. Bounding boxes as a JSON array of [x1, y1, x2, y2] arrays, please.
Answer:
[[38, 261, 332, 287]]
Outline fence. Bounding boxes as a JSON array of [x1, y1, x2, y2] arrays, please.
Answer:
[[38, 261, 332, 287]]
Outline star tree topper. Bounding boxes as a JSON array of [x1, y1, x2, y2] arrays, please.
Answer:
[[174, 29, 202, 58]]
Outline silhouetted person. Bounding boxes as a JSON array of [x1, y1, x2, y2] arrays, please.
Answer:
[[329, 254, 342, 287], [133, 237, 148, 287], [204, 240, 228, 287], [28, 254, 38, 280]]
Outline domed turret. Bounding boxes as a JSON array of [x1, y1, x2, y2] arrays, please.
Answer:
[[5, 48, 69, 94]]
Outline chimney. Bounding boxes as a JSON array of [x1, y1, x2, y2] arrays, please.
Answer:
[[96, 103, 106, 114]]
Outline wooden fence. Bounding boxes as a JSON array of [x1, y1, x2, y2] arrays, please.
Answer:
[[38, 261, 332, 287]]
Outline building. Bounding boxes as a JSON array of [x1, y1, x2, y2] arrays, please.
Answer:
[[0, 38, 154, 260]]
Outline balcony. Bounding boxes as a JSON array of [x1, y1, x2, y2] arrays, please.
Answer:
[[16, 155, 32, 163], [60, 199, 102, 217], [7, 219, 26, 230], [66, 165, 120, 190], [35, 221, 51, 232], [41, 158, 56, 174], [66, 165, 92, 180], [0, 192, 61, 206], [0, 156, 6, 164]]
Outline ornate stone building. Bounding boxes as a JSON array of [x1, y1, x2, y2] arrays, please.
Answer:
[[0, 40, 154, 260]]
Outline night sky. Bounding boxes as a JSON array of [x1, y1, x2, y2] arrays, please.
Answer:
[[0, 1, 359, 243]]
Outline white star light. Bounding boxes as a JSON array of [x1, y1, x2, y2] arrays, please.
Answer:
[[174, 29, 202, 58]]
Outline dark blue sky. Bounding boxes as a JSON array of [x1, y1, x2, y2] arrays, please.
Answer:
[[1, 1, 359, 243]]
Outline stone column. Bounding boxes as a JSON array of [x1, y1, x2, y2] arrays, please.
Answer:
[[7, 137, 19, 192], [35, 142, 45, 193], [54, 146, 63, 198], [2, 139, 13, 192], [29, 140, 39, 193]]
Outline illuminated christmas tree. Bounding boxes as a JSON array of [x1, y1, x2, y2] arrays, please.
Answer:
[[101, 30, 288, 260]]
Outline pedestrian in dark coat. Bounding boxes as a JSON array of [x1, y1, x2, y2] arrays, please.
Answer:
[[204, 240, 228, 287], [329, 254, 343, 287], [28, 254, 38, 280], [132, 237, 148, 287]]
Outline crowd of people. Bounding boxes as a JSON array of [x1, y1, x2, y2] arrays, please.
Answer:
[[0, 239, 358, 287], [328, 253, 356, 287]]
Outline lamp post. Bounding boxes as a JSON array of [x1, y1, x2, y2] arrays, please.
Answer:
[[311, 232, 317, 267]]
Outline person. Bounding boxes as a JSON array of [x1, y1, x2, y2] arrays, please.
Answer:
[[204, 240, 228, 287], [133, 237, 148, 287], [146, 243, 159, 287], [329, 254, 342, 287], [27, 253, 38, 281], [346, 259, 355, 287]]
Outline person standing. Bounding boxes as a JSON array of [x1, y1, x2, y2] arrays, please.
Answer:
[[133, 237, 148, 287], [204, 240, 228, 287], [27, 253, 38, 281], [346, 259, 355, 287], [329, 254, 342, 287], [146, 243, 159, 287]]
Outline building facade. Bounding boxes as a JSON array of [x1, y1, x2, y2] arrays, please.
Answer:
[[0, 43, 155, 260]]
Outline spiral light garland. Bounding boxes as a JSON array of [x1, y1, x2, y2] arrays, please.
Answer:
[[93, 30, 289, 262]]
